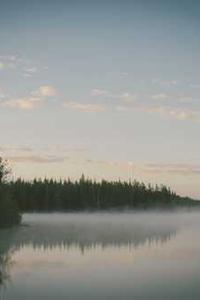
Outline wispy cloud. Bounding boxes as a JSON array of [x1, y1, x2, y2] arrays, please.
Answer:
[[143, 163, 200, 176], [8, 155, 68, 164], [23, 67, 38, 77], [0, 144, 70, 164], [37, 85, 57, 97], [0, 145, 33, 153], [119, 93, 137, 103], [63, 101, 106, 112], [90, 89, 108, 97], [151, 93, 170, 100], [0, 55, 17, 70], [151, 93, 193, 102], [111, 91, 200, 123], [90, 89, 136, 103], [152, 79, 180, 86], [0, 54, 46, 77], [3, 97, 41, 110], [0, 144, 88, 157], [30, 85, 57, 98], [2, 143, 200, 177], [86, 159, 200, 176], [1, 85, 57, 110], [108, 91, 137, 103], [89, 87, 200, 122], [140, 105, 200, 122]]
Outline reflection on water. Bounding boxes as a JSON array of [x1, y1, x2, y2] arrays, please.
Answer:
[[6, 213, 177, 251], [0, 254, 9, 287], [1, 212, 200, 300], [0, 229, 15, 292]]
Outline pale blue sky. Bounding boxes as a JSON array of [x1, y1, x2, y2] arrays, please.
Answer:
[[0, 0, 200, 198]]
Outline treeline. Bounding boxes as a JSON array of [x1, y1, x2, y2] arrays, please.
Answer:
[[7, 175, 199, 212], [0, 158, 21, 228], [0, 184, 21, 228], [0, 156, 199, 228]]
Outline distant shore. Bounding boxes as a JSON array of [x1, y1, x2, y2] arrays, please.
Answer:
[[1, 175, 199, 228]]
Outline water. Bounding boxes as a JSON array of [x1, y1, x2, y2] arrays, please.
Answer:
[[0, 211, 200, 300]]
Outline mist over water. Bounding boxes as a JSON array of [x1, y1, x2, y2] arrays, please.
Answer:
[[1, 211, 200, 300]]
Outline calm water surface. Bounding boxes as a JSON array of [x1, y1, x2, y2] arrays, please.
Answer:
[[0, 211, 200, 299]]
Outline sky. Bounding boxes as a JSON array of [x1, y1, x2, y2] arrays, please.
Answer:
[[0, 0, 200, 198]]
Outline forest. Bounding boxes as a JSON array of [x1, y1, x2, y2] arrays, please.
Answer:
[[0, 157, 199, 228], [9, 176, 199, 212]]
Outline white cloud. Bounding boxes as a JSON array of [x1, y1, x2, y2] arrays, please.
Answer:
[[3, 97, 41, 110], [63, 101, 106, 112], [38, 85, 57, 97], [23, 67, 38, 77], [90, 89, 108, 97], [1, 85, 58, 110]]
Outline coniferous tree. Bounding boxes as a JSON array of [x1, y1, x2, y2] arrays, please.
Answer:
[[0, 158, 21, 228]]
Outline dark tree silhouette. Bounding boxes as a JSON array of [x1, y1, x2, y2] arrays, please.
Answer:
[[9, 176, 199, 212], [0, 158, 10, 184], [0, 158, 21, 228]]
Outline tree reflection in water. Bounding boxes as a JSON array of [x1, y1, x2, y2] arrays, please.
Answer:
[[0, 228, 17, 295], [1, 213, 178, 252], [0, 213, 178, 294], [0, 254, 10, 286]]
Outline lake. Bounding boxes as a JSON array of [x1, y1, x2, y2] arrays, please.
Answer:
[[0, 211, 200, 300]]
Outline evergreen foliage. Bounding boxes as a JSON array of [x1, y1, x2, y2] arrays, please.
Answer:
[[0, 158, 21, 228], [8, 175, 198, 212]]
